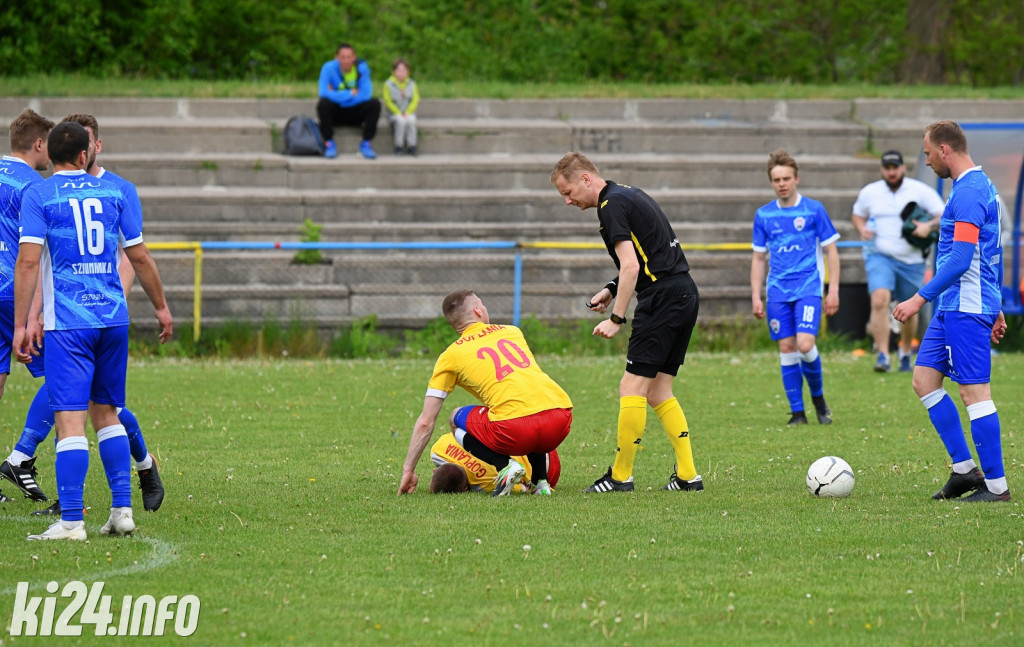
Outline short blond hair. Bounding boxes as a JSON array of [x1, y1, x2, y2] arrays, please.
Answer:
[[550, 152, 600, 184]]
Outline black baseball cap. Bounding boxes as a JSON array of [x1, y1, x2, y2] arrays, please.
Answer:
[[881, 150, 904, 167]]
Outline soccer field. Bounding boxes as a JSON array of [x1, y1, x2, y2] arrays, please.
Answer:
[[1, 353, 1021, 645]]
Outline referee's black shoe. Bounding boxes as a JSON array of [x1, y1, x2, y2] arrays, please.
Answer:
[[932, 468, 984, 500], [662, 471, 704, 492], [787, 411, 808, 425], [583, 467, 634, 493], [812, 395, 832, 425]]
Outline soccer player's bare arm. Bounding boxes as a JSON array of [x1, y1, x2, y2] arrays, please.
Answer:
[[750, 250, 767, 319], [123, 243, 172, 343], [399, 394, 445, 495], [823, 243, 840, 316], [594, 240, 638, 339]]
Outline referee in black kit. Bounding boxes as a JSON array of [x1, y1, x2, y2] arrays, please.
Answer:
[[551, 152, 703, 494]]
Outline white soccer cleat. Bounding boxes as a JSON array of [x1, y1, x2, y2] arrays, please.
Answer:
[[27, 520, 86, 541], [100, 507, 136, 536], [491, 460, 526, 497]]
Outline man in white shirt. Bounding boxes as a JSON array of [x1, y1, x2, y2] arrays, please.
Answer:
[[852, 150, 946, 372]]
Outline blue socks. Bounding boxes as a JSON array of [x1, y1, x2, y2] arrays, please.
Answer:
[[967, 401, 1004, 481], [97, 425, 133, 508], [55, 437, 89, 522], [799, 346, 824, 398], [780, 352, 804, 412], [14, 382, 55, 457], [921, 389, 972, 464], [118, 407, 149, 464]]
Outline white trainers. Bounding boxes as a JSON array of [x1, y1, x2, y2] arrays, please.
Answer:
[[491, 459, 526, 497], [100, 507, 136, 536], [533, 479, 553, 495], [27, 520, 86, 541]]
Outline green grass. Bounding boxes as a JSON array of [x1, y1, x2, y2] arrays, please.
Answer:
[[1, 352, 1022, 645], [6, 74, 1024, 100]]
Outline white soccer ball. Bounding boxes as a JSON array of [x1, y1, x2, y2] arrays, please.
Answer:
[[806, 456, 855, 498]]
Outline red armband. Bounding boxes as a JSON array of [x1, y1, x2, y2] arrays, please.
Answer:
[[952, 221, 979, 244]]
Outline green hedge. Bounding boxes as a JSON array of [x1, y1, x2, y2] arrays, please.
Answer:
[[2, 1, 1021, 86]]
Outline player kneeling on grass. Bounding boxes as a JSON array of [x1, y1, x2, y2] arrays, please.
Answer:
[[428, 431, 561, 494], [399, 290, 572, 497]]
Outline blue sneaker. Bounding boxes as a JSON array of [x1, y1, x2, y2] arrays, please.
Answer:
[[323, 140, 337, 159], [873, 352, 891, 373], [359, 140, 377, 159], [899, 355, 912, 372]]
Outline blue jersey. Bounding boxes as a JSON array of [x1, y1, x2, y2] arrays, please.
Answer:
[[934, 167, 1002, 314], [95, 167, 143, 228], [0, 156, 45, 302], [19, 170, 144, 331], [752, 194, 840, 302]]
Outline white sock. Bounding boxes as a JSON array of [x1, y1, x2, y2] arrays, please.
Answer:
[[986, 477, 1009, 494], [135, 455, 153, 471], [8, 450, 32, 465], [952, 459, 977, 475], [60, 519, 84, 530]]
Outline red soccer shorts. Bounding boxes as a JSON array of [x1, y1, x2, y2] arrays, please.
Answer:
[[462, 407, 572, 456]]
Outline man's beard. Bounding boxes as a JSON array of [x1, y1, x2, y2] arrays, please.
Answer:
[[885, 176, 904, 191]]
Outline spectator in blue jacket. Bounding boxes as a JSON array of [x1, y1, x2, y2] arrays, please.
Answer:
[[317, 43, 381, 160]]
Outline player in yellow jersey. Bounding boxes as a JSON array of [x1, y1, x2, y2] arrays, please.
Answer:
[[428, 432, 562, 494], [399, 290, 573, 497]]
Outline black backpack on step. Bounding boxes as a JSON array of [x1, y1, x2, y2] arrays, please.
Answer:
[[283, 116, 325, 156]]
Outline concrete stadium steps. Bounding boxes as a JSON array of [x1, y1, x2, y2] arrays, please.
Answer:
[[135, 186, 861, 243], [107, 153, 881, 191]]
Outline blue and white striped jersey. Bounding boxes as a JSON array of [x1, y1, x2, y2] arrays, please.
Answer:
[[935, 167, 1002, 314]]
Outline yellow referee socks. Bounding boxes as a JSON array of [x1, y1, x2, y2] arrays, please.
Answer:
[[655, 397, 696, 480], [611, 396, 648, 482]]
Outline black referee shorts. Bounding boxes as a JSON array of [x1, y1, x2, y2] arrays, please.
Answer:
[[625, 272, 699, 378]]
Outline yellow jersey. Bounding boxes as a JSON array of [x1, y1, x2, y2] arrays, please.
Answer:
[[425, 322, 572, 421], [430, 433, 531, 493]]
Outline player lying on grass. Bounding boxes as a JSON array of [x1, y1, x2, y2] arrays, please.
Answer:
[[399, 290, 572, 497], [428, 431, 561, 494]]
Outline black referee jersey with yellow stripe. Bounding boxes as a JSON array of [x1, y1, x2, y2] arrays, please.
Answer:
[[597, 181, 689, 292]]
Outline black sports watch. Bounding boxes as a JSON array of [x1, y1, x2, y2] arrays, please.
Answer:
[[609, 313, 627, 325]]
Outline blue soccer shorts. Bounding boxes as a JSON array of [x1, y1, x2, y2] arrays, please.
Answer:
[[766, 296, 822, 341], [865, 253, 926, 302], [916, 310, 996, 384], [44, 326, 129, 411]]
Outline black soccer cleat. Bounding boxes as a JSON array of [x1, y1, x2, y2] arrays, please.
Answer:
[[138, 455, 165, 512], [812, 395, 832, 425], [662, 471, 704, 492], [0, 489, 10, 503], [787, 411, 808, 425], [583, 467, 634, 493], [962, 487, 1011, 503], [32, 500, 61, 516], [931, 468, 985, 500], [0, 457, 49, 501]]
